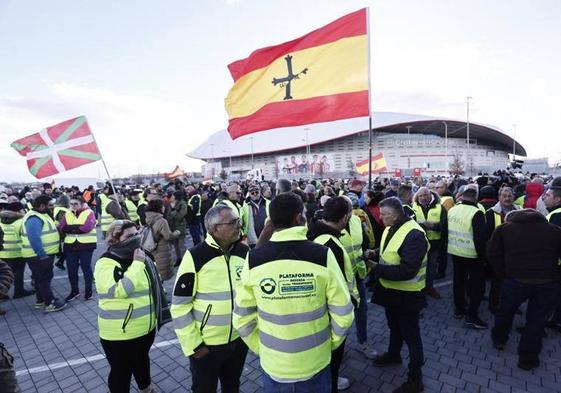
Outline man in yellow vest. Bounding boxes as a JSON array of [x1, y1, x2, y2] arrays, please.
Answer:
[[59, 196, 97, 301], [447, 188, 488, 328], [242, 185, 269, 248], [233, 192, 354, 392], [484, 186, 519, 313], [0, 201, 34, 298], [542, 177, 561, 332], [99, 188, 128, 237], [369, 196, 429, 393], [435, 180, 455, 212], [412, 187, 447, 300], [171, 205, 249, 392], [21, 194, 66, 312]]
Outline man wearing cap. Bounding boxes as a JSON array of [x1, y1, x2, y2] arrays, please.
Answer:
[[242, 185, 269, 248], [386, 180, 400, 198]]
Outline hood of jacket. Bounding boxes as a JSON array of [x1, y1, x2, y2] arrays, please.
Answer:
[[145, 211, 164, 226], [413, 190, 440, 207], [491, 201, 520, 214], [0, 209, 25, 224], [526, 182, 544, 198], [505, 208, 547, 225], [306, 218, 341, 240]]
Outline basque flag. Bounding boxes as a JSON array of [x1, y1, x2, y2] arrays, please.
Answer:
[[11, 116, 102, 179]]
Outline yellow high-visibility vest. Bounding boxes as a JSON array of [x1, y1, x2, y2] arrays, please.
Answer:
[[0, 219, 23, 259], [447, 204, 479, 258], [412, 203, 442, 241], [21, 211, 60, 258], [379, 219, 428, 292], [63, 209, 97, 245]]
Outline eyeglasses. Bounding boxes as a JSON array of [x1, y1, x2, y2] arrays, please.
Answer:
[[250, 191, 259, 195], [216, 218, 241, 227], [70, 202, 81, 206]]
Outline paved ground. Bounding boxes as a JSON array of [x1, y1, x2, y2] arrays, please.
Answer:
[[1, 231, 561, 393]]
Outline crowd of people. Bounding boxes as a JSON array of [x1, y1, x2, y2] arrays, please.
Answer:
[[1, 170, 561, 393]]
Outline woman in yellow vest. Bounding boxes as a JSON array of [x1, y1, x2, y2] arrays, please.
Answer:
[[53, 195, 71, 271], [59, 196, 97, 302], [94, 220, 159, 393]]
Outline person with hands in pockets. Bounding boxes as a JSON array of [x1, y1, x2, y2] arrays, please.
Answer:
[[171, 205, 249, 393]]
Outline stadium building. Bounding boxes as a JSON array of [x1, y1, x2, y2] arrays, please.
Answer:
[[189, 112, 526, 179]]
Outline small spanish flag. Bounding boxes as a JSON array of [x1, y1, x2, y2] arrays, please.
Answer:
[[225, 8, 369, 139], [355, 153, 387, 175]]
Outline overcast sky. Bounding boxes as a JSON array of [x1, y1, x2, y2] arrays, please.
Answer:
[[1, 0, 560, 182]]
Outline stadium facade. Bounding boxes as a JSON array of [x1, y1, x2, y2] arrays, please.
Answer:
[[189, 112, 526, 179]]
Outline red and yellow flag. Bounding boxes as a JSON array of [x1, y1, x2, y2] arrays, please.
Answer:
[[355, 153, 387, 175], [225, 8, 369, 139]]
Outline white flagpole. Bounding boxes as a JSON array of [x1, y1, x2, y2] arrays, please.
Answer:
[[88, 121, 118, 197], [366, 7, 374, 188]]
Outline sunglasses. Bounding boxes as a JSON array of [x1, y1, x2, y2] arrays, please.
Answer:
[[250, 191, 259, 195]]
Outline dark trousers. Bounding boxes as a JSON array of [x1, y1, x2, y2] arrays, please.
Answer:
[[385, 307, 423, 381], [263, 366, 331, 393], [492, 279, 561, 357], [26, 256, 54, 304], [436, 245, 448, 276], [330, 338, 346, 393], [188, 219, 202, 246], [189, 338, 248, 393], [170, 235, 186, 263], [5, 258, 26, 295], [66, 250, 94, 293], [452, 256, 485, 318], [100, 329, 156, 393], [489, 277, 502, 312]]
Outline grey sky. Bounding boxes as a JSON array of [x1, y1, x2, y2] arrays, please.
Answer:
[[1, 0, 559, 181]]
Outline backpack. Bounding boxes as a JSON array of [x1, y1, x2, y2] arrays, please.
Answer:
[[140, 223, 158, 252]]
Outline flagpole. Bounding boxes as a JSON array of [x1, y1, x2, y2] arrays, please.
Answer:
[[366, 7, 373, 189], [89, 123, 118, 196]]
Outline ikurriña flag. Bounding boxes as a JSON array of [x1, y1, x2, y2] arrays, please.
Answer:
[[225, 8, 369, 139], [10, 116, 102, 179], [355, 153, 387, 175]]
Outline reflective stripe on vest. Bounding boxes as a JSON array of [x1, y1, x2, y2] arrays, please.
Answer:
[[125, 199, 139, 222], [99, 194, 113, 232], [340, 215, 366, 278], [447, 204, 479, 258], [97, 257, 155, 340], [188, 194, 202, 217], [379, 220, 428, 292], [21, 211, 60, 257], [0, 219, 23, 259], [412, 203, 442, 241], [64, 210, 97, 244]]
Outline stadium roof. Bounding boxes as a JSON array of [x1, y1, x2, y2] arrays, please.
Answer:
[[189, 111, 526, 160]]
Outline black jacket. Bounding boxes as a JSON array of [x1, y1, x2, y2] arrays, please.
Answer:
[[307, 219, 349, 285], [547, 204, 561, 228], [486, 209, 561, 282]]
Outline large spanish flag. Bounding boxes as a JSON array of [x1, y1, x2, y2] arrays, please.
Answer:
[[356, 153, 387, 175], [225, 8, 369, 139]]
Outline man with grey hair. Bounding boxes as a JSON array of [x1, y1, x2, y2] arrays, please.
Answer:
[[369, 196, 429, 393], [275, 179, 292, 195], [171, 204, 249, 392]]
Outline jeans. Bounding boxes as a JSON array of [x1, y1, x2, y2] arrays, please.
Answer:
[[492, 279, 561, 357], [170, 235, 186, 263], [65, 250, 94, 293], [354, 277, 367, 344], [262, 366, 331, 393], [452, 256, 485, 318], [100, 329, 155, 393], [188, 221, 202, 246], [385, 307, 424, 381], [425, 246, 439, 289], [189, 338, 248, 393], [26, 256, 55, 304]]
